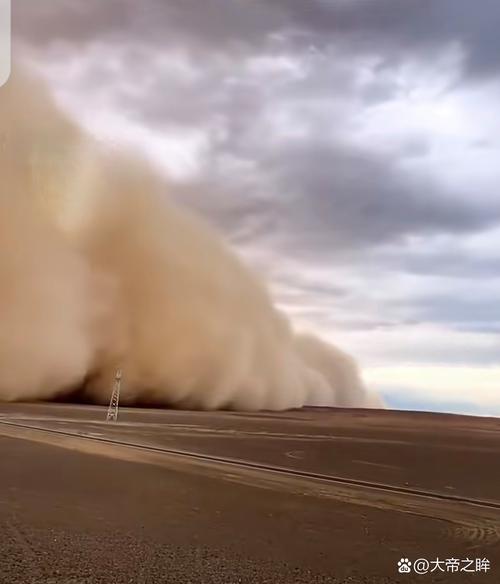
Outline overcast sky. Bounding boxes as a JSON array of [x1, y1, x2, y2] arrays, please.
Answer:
[[13, 0, 500, 415]]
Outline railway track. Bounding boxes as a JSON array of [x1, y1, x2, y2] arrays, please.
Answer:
[[1, 417, 500, 512]]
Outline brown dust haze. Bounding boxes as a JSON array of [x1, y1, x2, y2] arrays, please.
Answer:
[[0, 66, 381, 411]]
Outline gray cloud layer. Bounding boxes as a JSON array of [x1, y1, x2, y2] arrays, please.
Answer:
[[12, 0, 500, 366], [16, 0, 500, 80]]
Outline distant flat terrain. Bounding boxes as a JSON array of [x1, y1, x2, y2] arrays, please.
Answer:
[[0, 403, 499, 583]]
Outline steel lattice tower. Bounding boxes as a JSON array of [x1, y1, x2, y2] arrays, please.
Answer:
[[106, 369, 122, 422]]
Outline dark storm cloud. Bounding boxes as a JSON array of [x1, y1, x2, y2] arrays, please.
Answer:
[[409, 296, 500, 334], [14, 0, 285, 51], [374, 247, 500, 280], [13, 0, 500, 361], [14, 0, 500, 258], [66, 42, 497, 257], [172, 132, 499, 258], [15, 0, 500, 81], [253, 141, 497, 255], [21, 0, 498, 256]]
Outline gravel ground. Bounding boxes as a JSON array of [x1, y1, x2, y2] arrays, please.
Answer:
[[0, 405, 499, 583]]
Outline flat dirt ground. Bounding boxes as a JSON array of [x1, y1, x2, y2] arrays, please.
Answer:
[[0, 403, 499, 583]]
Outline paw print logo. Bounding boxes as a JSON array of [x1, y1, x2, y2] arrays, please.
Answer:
[[398, 558, 412, 573]]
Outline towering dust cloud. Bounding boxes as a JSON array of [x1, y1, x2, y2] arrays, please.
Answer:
[[0, 66, 381, 410]]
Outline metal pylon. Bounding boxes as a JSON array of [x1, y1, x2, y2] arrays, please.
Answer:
[[106, 369, 122, 422]]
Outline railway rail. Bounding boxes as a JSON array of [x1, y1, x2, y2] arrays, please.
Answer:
[[1, 417, 499, 512]]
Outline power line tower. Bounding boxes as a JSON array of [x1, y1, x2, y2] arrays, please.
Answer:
[[106, 368, 122, 422]]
